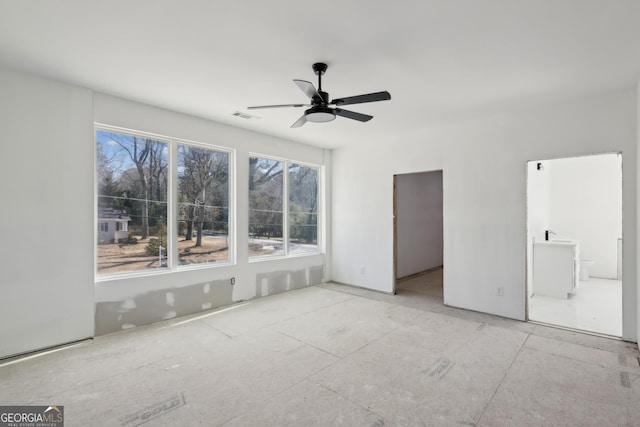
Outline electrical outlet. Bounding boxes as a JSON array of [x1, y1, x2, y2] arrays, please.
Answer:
[[497, 287, 504, 297], [231, 277, 235, 285]]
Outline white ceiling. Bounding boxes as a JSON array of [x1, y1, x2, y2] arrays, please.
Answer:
[[1, 1, 640, 149]]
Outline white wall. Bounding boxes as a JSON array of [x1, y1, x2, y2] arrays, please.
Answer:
[[548, 154, 622, 279], [331, 88, 638, 341], [396, 171, 443, 278], [0, 68, 95, 357]]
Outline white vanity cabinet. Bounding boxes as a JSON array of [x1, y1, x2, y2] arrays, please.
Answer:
[[532, 241, 579, 299]]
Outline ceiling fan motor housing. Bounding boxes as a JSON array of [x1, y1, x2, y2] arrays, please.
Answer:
[[315, 90, 330, 105]]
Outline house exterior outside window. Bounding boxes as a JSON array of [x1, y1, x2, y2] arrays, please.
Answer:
[[97, 208, 131, 244]]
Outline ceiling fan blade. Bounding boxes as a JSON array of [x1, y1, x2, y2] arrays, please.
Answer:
[[334, 108, 373, 122], [291, 114, 307, 128], [293, 79, 321, 100], [330, 91, 391, 106], [247, 103, 308, 110]]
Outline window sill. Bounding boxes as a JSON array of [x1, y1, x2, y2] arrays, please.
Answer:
[[177, 260, 234, 272], [95, 260, 235, 282], [248, 251, 322, 264]]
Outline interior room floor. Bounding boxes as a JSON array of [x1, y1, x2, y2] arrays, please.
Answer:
[[529, 278, 622, 337], [1, 270, 639, 426]]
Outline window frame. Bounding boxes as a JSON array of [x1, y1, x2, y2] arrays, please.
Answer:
[[288, 162, 321, 256], [248, 153, 322, 261], [94, 124, 235, 281]]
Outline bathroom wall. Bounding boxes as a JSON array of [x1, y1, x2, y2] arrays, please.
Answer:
[[548, 154, 622, 279], [526, 161, 551, 296], [527, 162, 551, 243], [395, 171, 443, 278], [331, 87, 638, 341]]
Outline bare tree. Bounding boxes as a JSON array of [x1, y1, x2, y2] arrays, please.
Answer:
[[179, 147, 228, 247], [249, 158, 285, 239], [289, 165, 318, 243], [249, 157, 283, 190], [149, 142, 167, 202], [108, 134, 152, 239]]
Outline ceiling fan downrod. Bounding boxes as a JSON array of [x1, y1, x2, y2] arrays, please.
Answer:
[[312, 62, 329, 104], [312, 62, 327, 91]]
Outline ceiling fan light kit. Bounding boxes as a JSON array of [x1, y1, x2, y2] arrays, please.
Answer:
[[304, 106, 336, 123], [248, 62, 391, 128]]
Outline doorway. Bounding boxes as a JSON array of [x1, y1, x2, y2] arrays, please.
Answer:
[[393, 170, 444, 298], [526, 153, 623, 337]]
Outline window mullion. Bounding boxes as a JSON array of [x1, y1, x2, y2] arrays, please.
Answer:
[[283, 160, 289, 255], [168, 140, 178, 270]]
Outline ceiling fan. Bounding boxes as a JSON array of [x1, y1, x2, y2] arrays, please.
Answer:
[[247, 62, 391, 128]]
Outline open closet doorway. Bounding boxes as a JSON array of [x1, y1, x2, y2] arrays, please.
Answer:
[[526, 153, 623, 337], [393, 170, 444, 300]]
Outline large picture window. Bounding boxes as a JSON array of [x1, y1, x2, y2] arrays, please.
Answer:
[[96, 126, 317, 276], [96, 130, 168, 274], [249, 156, 319, 258], [96, 127, 233, 277], [177, 144, 230, 265]]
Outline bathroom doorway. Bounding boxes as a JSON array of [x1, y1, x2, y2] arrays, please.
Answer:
[[526, 153, 623, 337], [393, 170, 444, 299]]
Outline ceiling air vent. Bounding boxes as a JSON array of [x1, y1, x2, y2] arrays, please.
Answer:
[[233, 111, 260, 120]]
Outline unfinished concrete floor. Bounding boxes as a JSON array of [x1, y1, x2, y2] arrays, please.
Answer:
[[1, 268, 639, 426]]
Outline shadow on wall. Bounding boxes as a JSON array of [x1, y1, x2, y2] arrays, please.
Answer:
[[95, 278, 233, 336], [255, 266, 324, 297]]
